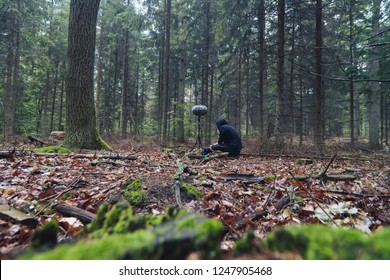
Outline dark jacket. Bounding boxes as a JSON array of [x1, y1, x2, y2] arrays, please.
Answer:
[[214, 118, 242, 156]]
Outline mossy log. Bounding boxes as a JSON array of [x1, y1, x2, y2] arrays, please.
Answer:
[[202, 152, 229, 162], [22, 203, 224, 260], [263, 224, 390, 260]]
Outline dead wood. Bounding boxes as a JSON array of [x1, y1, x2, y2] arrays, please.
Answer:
[[0, 150, 15, 159], [202, 152, 230, 162], [33, 152, 137, 160], [53, 203, 96, 224], [27, 135, 47, 146], [326, 190, 390, 199], [221, 173, 265, 184], [173, 162, 185, 207], [318, 153, 338, 179]]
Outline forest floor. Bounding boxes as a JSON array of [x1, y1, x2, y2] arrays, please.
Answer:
[[0, 135, 389, 259]]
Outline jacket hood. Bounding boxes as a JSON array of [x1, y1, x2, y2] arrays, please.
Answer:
[[216, 118, 228, 130]]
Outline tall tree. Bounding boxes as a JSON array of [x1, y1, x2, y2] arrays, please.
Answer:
[[257, 0, 266, 137], [314, 0, 325, 155], [368, 0, 381, 149], [275, 0, 285, 148], [2, 0, 19, 140], [64, 0, 109, 150], [160, 0, 172, 145]]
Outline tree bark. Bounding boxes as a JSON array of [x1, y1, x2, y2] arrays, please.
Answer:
[[64, 0, 109, 150], [160, 0, 172, 145]]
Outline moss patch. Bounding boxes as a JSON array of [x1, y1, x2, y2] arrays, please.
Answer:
[[30, 220, 59, 250], [161, 148, 173, 153], [34, 146, 71, 153], [123, 178, 147, 206], [263, 224, 390, 260], [22, 203, 224, 260], [181, 183, 202, 199]]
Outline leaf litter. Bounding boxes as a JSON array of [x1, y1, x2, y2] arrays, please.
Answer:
[[0, 139, 389, 258]]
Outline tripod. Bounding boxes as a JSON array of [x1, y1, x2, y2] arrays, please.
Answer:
[[191, 115, 203, 152]]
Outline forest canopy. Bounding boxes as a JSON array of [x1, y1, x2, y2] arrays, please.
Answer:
[[0, 0, 389, 151]]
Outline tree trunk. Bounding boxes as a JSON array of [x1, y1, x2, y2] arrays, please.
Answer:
[[275, 0, 285, 148], [258, 0, 265, 137], [161, 0, 171, 145], [349, 0, 355, 146], [3, 7, 16, 139], [176, 46, 186, 143], [314, 0, 325, 155], [120, 29, 129, 139], [64, 0, 109, 150], [50, 61, 59, 133], [203, 0, 211, 145], [368, 0, 381, 149]]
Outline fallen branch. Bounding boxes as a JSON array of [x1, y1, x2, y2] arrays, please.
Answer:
[[326, 190, 390, 199], [318, 153, 338, 179], [33, 152, 137, 160], [173, 161, 185, 207], [0, 150, 15, 159], [53, 203, 96, 224], [201, 152, 229, 162], [221, 173, 265, 184]]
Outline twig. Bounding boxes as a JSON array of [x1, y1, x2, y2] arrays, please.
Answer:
[[289, 172, 339, 228], [318, 153, 338, 178], [35, 176, 81, 217]]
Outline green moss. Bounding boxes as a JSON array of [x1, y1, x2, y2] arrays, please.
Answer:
[[23, 203, 225, 260], [86, 203, 109, 233], [364, 229, 390, 259], [181, 183, 202, 199], [95, 132, 112, 151], [197, 176, 207, 182], [234, 230, 257, 255], [31, 220, 59, 250], [161, 148, 173, 153], [262, 225, 390, 260], [123, 178, 147, 206], [24, 230, 158, 260], [34, 146, 71, 153]]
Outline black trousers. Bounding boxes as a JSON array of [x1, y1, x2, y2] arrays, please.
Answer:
[[211, 143, 240, 157]]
